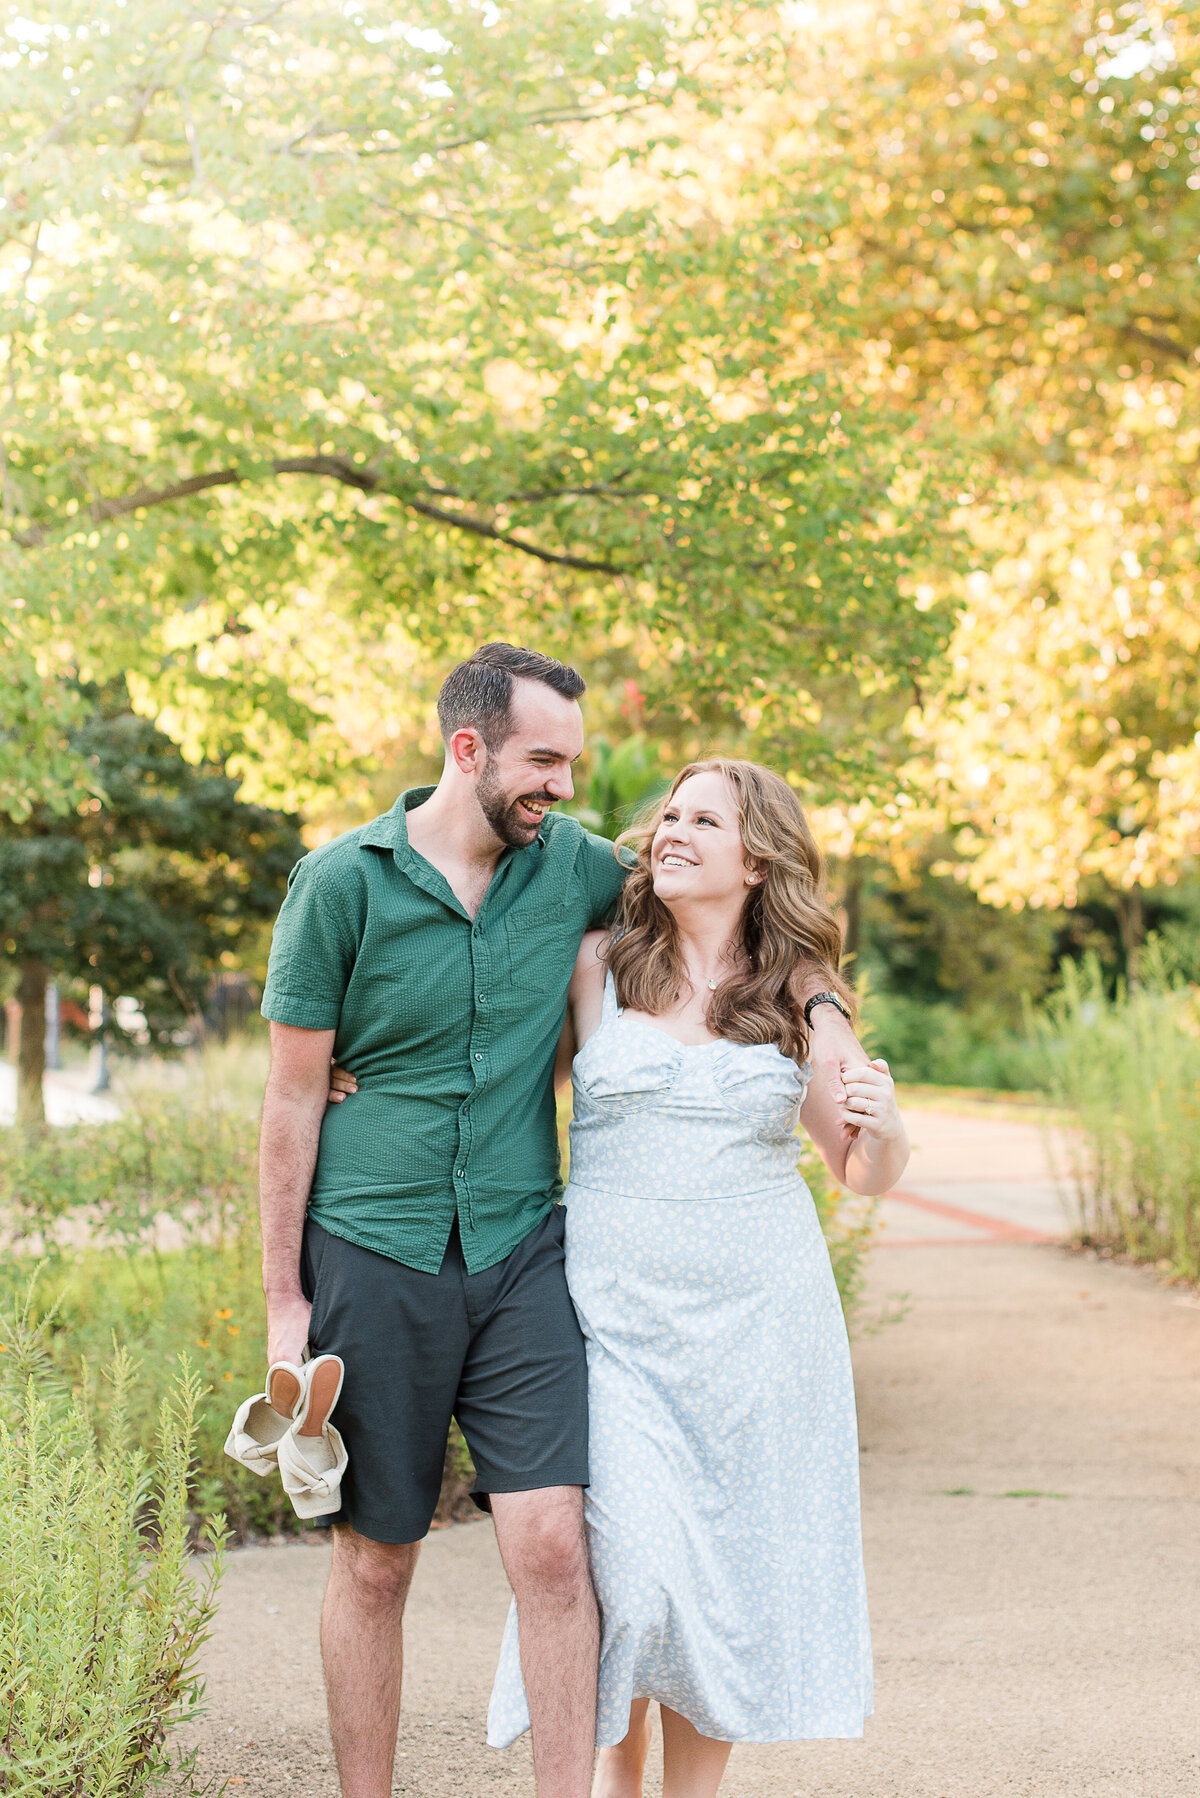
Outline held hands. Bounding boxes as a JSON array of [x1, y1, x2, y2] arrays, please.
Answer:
[[839, 1058, 903, 1144], [328, 1060, 358, 1103]]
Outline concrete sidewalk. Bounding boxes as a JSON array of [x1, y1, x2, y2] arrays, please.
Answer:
[[179, 1111, 1200, 1796]]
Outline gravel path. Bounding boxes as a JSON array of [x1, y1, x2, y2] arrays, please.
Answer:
[[178, 1109, 1200, 1796]]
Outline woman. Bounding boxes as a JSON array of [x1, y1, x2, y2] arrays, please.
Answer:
[[487, 758, 908, 1797]]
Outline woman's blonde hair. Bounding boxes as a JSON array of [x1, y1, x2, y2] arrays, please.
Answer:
[[607, 758, 853, 1064]]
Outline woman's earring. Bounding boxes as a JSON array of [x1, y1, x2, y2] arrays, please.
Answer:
[[746, 872, 761, 885]]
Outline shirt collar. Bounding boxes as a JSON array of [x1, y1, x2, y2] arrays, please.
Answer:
[[359, 787, 549, 861], [358, 787, 435, 855]]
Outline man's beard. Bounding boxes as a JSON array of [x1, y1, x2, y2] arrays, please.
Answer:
[[476, 760, 557, 847]]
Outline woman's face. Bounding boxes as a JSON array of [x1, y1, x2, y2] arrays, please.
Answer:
[[650, 771, 756, 910]]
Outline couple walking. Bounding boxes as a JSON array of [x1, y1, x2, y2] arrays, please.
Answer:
[[259, 642, 908, 1798]]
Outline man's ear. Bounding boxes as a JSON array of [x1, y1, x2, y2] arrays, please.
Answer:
[[448, 727, 485, 776]]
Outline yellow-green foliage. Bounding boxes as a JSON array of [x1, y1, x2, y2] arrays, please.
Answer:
[[798, 1140, 876, 1322], [0, 1305, 224, 1796], [0, 1045, 287, 1538], [1035, 951, 1200, 1280], [38, 1243, 280, 1542]]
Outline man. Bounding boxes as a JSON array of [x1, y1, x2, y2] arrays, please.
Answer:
[[259, 642, 863, 1798]]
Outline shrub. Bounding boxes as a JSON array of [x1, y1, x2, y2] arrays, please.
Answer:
[[798, 1138, 875, 1320], [0, 1047, 262, 1256], [34, 1241, 284, 1542], [869, 990, 1043, 1091], [0, 1044, 297, 1539], [0, 1298, 224, 1796], [1034, 950, 1200, 1280]]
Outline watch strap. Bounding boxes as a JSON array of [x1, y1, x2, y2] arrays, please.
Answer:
[[803, 991, 851, 1028]]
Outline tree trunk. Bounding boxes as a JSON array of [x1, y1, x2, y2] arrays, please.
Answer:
[[1115, 888, 1146, 991], [44, 981, 61, 1070], [16, 959, 48, 1129]]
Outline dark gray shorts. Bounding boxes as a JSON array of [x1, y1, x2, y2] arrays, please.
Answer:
[[301, 1206, 588, 1544]]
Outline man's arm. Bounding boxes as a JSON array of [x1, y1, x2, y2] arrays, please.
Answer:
[[795, 969, 864, 1116], [260, 1020, 336, 1367]]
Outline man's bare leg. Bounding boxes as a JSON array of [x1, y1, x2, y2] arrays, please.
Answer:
[[592, 1696, 652, 1798], [321, 1524, 420, 1798], [491, 1486, 599, 1798]]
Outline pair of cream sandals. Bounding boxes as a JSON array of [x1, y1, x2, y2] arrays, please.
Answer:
[[224, 1354, 348, 1519]]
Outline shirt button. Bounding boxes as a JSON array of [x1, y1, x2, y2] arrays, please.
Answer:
[[477, 994, 487, 1004], [455, 1168, 465, 1178], [474, 1053, 483, 1062]]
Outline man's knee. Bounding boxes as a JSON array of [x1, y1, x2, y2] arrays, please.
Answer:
[[330, 1524, 419, 1613], [494, 1489, 590, 1598]]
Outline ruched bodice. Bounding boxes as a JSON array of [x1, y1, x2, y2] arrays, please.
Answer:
[[567, 973, 813, 1200]]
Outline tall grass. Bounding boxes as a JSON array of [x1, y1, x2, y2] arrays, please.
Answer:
[[0, 1043, 287, 1538], [0, 1296, 225, 1796], [1035, 951, 1200, 1280]]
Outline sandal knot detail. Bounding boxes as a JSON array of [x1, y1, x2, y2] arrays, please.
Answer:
[[277, 1353, 348, 1520]]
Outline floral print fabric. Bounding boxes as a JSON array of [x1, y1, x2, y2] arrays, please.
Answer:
[[487, 975, 873, 1748]]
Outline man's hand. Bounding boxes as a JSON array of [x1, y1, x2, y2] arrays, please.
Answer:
[[266, 1289, 314, 1370], [806, 1000, 868, 1117]]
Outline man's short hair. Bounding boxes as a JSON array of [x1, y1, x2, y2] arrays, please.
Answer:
[[437, 643, 586, 750]]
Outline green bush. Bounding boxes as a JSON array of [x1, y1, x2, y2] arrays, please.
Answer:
[[0, 1044, 292, 1539], [1034, 951, 1200, 1280], [0, 1045, 263, 1255], [869, 990, 1042, 1091], [35, 1242, 285, 1542], [798, 1139, 875, 1320], [0, 1300, 224, 1797]]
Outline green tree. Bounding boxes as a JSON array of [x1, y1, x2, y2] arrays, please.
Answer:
[[766, 0, 1200, 932], [0, 685, 302, 1125], [0, 0, 961, 817]]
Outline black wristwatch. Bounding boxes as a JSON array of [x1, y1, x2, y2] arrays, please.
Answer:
[[803, 990, 852, 1028]]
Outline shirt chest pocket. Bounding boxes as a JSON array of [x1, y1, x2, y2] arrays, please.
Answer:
[[503, 906, 572, 995]]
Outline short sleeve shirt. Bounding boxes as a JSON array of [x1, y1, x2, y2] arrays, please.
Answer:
[[261, 789, 629, 1274]]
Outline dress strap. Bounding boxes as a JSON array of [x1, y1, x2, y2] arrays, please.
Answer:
[[602, 969, 621, 1020]]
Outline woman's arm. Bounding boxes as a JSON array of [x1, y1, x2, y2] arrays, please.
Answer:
[[800, 1055, 909, 1197], [554, 930, 609, 1088]]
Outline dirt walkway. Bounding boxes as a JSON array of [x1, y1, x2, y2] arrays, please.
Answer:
[[179, 1110, 1200, 1796]]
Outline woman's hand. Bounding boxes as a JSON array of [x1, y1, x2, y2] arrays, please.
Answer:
[[839, 1057, 909, 1195], [839, 1058, 903, 1142], [327, 1061, 358, 1104]]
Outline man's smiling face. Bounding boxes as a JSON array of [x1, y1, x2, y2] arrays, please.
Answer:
[[473, 677, 585, 848]]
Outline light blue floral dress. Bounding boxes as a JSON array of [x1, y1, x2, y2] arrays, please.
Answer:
[[487, 973, 873, 1748]]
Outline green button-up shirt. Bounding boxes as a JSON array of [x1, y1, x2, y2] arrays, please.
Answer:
[[261, 788, 629, 1274]]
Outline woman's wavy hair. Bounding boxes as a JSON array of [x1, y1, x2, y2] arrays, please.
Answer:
[[607, 758, 854, 1064]]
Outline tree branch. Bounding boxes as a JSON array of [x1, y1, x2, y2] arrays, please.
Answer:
[[1116, 320, 1196, 366], [12, 454, 625, 574]]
